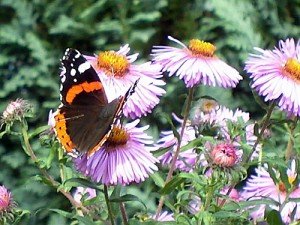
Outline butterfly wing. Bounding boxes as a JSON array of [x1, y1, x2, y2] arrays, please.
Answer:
[[54, 48, 125, 155]]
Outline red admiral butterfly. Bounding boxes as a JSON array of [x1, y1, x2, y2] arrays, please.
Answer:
[[54, 48, 135, 156]]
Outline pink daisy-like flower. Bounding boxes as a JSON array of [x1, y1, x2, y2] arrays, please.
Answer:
[[0, 185, 16, 220], [151, 211, 175, 221], [73, 187, 96, 203], [193, 103, 260, 160], [245, 38, 300, 116], [209, 142, 240, 168], [241, 161, 300, 223], [1, 99, 31, 125], [157, 125, 197, 172], [74, 120, 158, 186], [84, 45, 165, 119], [152, 36, 242, 88]]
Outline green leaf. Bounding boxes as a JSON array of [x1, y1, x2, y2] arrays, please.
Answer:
[[266, 210, 284, 225], [110, 194, 147, 210], [159, 176, 186, 195], [63, 178, 102, 191], [150, 173, 165, 188], [50, 209, 73, 218], [28, 125, 50, 139]]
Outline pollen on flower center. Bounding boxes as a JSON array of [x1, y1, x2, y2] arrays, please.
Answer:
[[188, 39, 216, 57], [106, 126, 129, 148], [278, 181, 286, 193], [283, 58, 300, 81], [97, 51, 129, 77]]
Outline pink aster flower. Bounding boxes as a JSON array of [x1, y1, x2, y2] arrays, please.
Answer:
[[152, 36, 242, 88], [241, 161, 300, 223], [74, 120, 158, 186], [157, 125, 197, 172], [84, 45, 165, 119], [245, 38, 300, 116], [209, 142, 240, 168], [193, 103, 260, 160], [73, 187, 96, 203], [0, 185, 16, 220], [1, 99, 31, 125], [151, 211, 175, 221]]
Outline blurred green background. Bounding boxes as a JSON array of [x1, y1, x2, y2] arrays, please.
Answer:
[[0, 0, 299, 224]]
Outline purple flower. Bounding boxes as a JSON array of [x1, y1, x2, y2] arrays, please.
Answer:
[[157, 126, 197, 172], [84, 45, 165, 119], [73, 187, 96, 203], [152, 36, 242, 88], [75, 120, 158, 186], [241, 161, 300, 223], [151, 211, 174, 221], [209, 142, 240, 168], [0, 185, 16, 221], [245, 38, 300, 116], [1, 99, 31, 125]]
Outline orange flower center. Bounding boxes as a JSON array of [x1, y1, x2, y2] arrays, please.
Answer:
[[283, 58, 300, 81], [278, 181, 286, 193], [201, 99, 218, 113], [106, 126, 129, 148], [188, 39, 216, 57], [97, 51, 129, 77]]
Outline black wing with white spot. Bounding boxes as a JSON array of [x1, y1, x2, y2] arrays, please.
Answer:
[[59, 48, 108, 106]]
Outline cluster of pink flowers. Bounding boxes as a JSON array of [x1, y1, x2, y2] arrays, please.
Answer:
[[47, 35, 300, 223]]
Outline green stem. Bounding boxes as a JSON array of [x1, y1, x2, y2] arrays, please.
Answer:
[[245, 102, 275, 163], [220, 102, 276, 208], [203, 186, 214, 211], [104, 185, 115, 225], [285, 117, 297, 161], [155, 87, 194, 218], [20, 120, 89, 214], [119, 202, 128, 225]]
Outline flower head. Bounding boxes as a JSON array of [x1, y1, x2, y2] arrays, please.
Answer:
[[241, 162, 300, 223], [85, 45, 165, 119], [75, 120, 158, 185], [1, 99, 31, 125], [152, 36, 242, 88], [157, 125, 197, 172], [73, 187, 96, 203], [209, 142, 239, 168], [151, 211, 174, 222], [245, 38, 300, 116], [0, 185, 16, 221]]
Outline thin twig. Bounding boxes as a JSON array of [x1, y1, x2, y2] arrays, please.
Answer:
[[155, 87, 194, 218]]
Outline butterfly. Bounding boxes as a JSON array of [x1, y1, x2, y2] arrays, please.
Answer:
[[53, 48, 135, 157]]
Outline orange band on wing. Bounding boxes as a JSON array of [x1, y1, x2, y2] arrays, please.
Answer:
[[66, 81, 103, 104], [54, 111, 75, 152]]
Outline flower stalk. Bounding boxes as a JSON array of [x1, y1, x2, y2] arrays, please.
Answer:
[[156, 87, 194, 217], [104, 185, 115, 225], [20, 119, 89, 214]]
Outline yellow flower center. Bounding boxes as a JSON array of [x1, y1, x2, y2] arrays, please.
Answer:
[[288, 174, 296, 185], [283, 58, 300, 81], [201, 99, 218, 113], [188, 39, 216, 57], [97, 51, 129, 77], [106, 126, 129, 148]]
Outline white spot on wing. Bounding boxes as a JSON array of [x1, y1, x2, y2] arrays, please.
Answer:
[[60, 85, 63, 91], [78, 62, 91, 74], [74, 78, 77, 82], [61, 75, 66, 83], [71, 69, 76, 76], [75, 50, 81, 58]]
